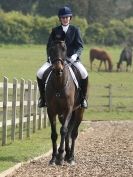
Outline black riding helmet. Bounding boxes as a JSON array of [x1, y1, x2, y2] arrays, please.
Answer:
[[58, 6, 72, 18]]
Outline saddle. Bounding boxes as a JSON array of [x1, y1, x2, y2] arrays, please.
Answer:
[[42, 63, 82, 106]]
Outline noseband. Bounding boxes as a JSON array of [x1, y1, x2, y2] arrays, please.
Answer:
[[51, 58, 64, 65]]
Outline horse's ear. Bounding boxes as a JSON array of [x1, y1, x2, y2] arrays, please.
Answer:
[[60, 31, 66, 41], [52, 30, 66, 42]]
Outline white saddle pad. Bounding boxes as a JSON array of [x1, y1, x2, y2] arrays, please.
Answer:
[[68, 66, 79, 89], [45, 66, 79, 89]]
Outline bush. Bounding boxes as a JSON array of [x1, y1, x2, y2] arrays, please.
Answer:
[[71, 16, 88, 37], [84, 23, 106, 44], [31, 16, 59, 44], [106, 19, 131, 45], [0, 11, 33, 43], [1, 11, 133, 45]]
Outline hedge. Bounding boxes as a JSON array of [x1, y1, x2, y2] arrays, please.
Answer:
[[0, 11, 133, 45]]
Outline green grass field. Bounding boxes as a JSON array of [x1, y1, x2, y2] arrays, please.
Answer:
[[0, 44, 133, 118], [0, 44, 133, 173]]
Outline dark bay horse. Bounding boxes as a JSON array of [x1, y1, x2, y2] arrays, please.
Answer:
[[90, 48, 113, 72], [44, 40, 85, 165], [117, 47, 132, 72]]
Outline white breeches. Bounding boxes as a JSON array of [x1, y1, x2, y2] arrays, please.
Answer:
[[37, 61, 88, 79], [37, 62, 51, 79], [73, 61, 88, 79]]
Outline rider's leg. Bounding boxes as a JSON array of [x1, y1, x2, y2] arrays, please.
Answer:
[[80, 76, 88, 108], [73, 61, 88, 109], [37, 77, 46, 107], [37, 62, 51, 108]]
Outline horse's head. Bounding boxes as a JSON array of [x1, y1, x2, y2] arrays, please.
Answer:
[[49, 40, 67, 76]]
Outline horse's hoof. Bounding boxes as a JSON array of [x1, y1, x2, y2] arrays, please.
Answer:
[[64, 155, 69, 162], [49, 157, 56, 165], [55, 158, 64, 166], [67, 156, 75, 165], [69, 160, 76, 166], [49, 161, 56, 165]]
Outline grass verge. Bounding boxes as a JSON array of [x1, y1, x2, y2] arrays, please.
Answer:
[[0, 126, 52, 172], [0, 121, 88, 173]]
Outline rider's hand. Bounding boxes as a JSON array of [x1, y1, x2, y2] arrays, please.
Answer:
[[47, 56, 51, 63], [70, 54, 77, 63]]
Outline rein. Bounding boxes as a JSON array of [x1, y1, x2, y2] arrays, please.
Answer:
[[48, 40, 69, 97], [51, 63, 69, 98]]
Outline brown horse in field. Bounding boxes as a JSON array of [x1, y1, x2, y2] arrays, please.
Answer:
[[44, 40, 86, 166], [117, 47, 132, 72], [90, 48, 113, 72]]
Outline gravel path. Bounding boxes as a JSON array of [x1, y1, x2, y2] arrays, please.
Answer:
[[8, 121, 133, 177]]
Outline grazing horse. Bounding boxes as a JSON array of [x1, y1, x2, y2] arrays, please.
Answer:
[[117, 47, 132, 72], [44, 40, 85, 165], [90, 48, 113, 72]]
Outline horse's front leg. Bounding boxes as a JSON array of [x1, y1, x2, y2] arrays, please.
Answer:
[[47, 110, 58, 165], [69, 109, 84, 165], [64, 117, 75, 162], [57, 110, 72, 165]]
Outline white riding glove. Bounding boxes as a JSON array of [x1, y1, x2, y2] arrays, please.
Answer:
[[70, 54, 78, 63]]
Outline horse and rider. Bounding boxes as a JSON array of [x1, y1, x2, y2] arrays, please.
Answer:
[[36, 6, 88, 110], [36, 6, 89, 165]]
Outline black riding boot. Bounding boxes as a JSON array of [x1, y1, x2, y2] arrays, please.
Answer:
[[37, 77, 46, 108], [80, 77, 88, 109]]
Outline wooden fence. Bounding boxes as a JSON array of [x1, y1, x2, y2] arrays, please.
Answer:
[[0, 77, 48, 146], [89, 84, 133, 112], [0, 77, 133, 146]]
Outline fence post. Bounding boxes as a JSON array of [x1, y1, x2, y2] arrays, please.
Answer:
[[19, 79, 25, 140], [11, 78, 17, 141], [108, 84, 112, 111], [33, 81, 38, 133], [27, 80, 32, 137], [38, 108, 42, 130], [2, 77, 8, 146]]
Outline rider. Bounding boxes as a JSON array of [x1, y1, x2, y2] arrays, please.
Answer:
[[37, 6, 88, 109]]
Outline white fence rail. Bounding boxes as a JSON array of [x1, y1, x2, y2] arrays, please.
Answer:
[[0, 77, 48, 146], [0, 77, 133, 145]]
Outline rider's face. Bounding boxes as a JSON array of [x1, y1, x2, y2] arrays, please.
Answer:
[[60, 16, 71, 26]]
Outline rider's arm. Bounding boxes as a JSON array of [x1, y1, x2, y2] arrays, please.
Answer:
[[46, 28, 56, 62], [73, 27, 83, 59], [69, 27, 83, 63]]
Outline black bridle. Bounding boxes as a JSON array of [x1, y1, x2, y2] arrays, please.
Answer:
[[51, 57, 64, 65]]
